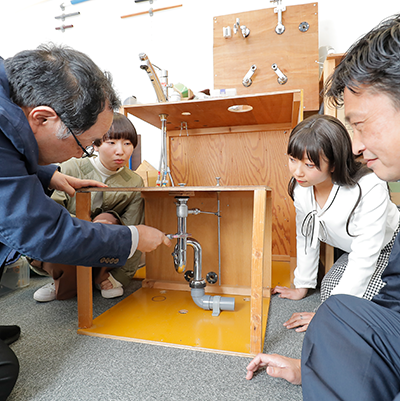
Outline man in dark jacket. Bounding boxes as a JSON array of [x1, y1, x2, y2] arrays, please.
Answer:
[[0, 44, 170, 400], [246, 14, 400, 401]]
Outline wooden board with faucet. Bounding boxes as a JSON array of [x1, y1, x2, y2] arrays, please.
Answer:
[[213, 3, 319, 111]]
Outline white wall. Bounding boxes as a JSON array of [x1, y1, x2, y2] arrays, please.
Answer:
[[1, 0, 400, 169]]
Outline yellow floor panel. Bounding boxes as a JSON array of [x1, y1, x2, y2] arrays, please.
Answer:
[[272, 261, 291, 288], [78, 288, 270, 356]]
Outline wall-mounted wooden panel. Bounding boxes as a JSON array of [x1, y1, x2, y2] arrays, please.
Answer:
[[213, 3, 319, 111]]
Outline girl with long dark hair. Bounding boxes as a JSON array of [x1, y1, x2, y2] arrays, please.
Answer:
[[273, 114, 400, 331]]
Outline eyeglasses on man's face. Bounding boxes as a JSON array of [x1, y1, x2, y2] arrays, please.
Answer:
[[67, 127, 94, 158]]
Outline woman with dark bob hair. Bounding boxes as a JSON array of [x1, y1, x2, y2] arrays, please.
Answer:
[[31, 113, 144, 302]]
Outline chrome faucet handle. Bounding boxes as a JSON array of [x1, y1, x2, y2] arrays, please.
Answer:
[[167, 233, 191, 240]]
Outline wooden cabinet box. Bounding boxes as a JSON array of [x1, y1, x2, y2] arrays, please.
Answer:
[[76, 185, 272, 356], [124, 90, 302, 265]]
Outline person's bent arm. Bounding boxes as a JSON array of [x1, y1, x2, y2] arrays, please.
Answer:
[[331, 180, 396, 297], [292, 186, 321, 291], [246, 353, 302, 385]]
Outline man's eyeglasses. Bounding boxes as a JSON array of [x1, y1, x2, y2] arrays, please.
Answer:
[[67, 127, 94, 157]]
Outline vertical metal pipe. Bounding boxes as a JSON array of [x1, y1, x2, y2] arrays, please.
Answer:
[[159, 114, 168, 186], [175, 197, 188, 273], [187, 239, 203, 281]]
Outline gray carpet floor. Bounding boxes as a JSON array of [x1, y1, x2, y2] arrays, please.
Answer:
[[1, 276, 320, 401]]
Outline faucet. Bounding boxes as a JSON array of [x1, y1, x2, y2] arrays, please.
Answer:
[[233, 18, 250, 39], [139, 55, 174, 185], [139, 53, 167, 102], [271, 0, 286, 35]]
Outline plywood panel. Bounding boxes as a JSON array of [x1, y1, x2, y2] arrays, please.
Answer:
[[124, 91, 300, 130], [213, 3, 319, 110], [168, 129, 294, 257]]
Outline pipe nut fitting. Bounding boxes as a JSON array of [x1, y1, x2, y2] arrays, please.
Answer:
[[190, 279, 206, 289]]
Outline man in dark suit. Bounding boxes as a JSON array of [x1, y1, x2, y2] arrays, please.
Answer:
[[246, 14, 400, 401], [0, 44, 170, 400]]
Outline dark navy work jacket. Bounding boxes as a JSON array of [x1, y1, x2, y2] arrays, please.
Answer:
[[0, 57, 130, 268]]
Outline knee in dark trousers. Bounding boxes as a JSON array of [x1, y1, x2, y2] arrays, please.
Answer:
[[302, 295, 400, 401]]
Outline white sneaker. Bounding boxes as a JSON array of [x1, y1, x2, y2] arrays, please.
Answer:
[[98, 274, 123, 299], [101, 286, 124, 299], [34, 282, 56, 302]]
